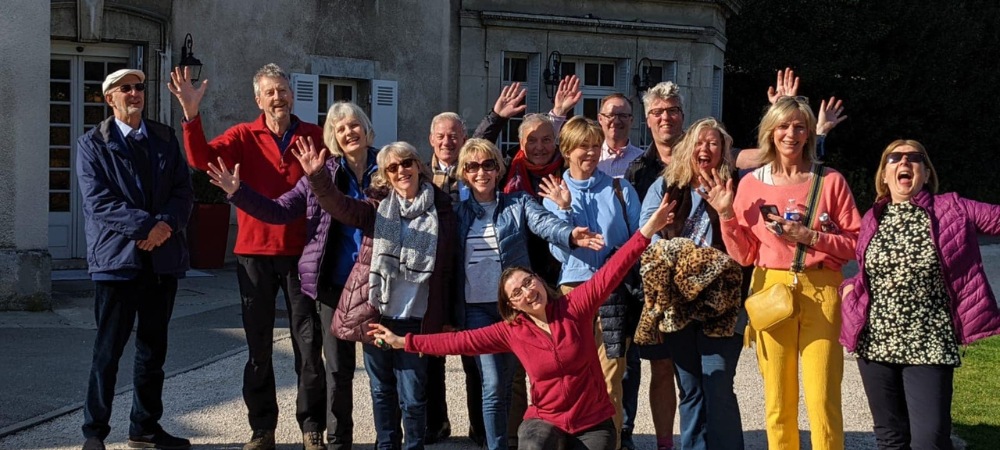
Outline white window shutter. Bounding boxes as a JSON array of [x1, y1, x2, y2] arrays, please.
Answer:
[[617, 58, 632, 99], [290, 72, 319, 124], [371, 79, 398, 148], [527, 53, 540, 112], [712, 67, 724, 119]]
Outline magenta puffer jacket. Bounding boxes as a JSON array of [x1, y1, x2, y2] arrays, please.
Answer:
[[840, 189, 1000, 351]]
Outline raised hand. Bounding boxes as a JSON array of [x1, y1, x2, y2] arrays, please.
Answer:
[[207, 157, 241, 195], [817, 96, 847, 135], [166, 66, 208, 120], [493, 82, 527, 118], [538, 174, 572, 210], [552, 75, 582, 117], [290, 136, 330, 176], [367, 323, 405, 350], [766, 67, 800, 104], [640, 193, 678, 238], [697, 168, 735, 218], [570, 227, 605, 251]]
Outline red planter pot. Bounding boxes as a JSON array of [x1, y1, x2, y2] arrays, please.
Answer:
[[187, 203, 231, 269]]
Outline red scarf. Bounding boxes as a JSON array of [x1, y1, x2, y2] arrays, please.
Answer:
[[502, 148, 565, 197]]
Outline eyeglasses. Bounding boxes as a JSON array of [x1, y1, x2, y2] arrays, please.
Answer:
[[385, 158, 416, 174], [647, 107, 683, 118], [464, 159, 498, 173], [508, 275, 537, 302], [886, 152, 925, 164], [599, 112, 633, 121], [114, 83, 146, 94]]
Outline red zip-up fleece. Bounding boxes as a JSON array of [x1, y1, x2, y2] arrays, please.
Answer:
[[183, 114, 324, 256], [406, 231, 651, 434]]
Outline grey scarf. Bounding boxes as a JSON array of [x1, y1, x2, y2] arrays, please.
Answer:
[[369, 181, 439, 307]]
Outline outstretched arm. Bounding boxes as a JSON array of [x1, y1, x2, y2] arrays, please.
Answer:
[[368, 323, 512, 356]]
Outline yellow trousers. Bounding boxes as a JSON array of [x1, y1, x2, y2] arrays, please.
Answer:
[[750, 267, 844, 450]]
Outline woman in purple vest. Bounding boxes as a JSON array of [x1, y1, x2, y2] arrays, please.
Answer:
[[841, 139, 1000, 450]]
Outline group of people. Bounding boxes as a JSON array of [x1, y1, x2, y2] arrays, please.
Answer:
[[76, 61, 1000, 450]]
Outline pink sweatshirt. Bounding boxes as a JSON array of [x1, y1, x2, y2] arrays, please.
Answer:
[[720, 167, 861, 271], [406, 232, 652, 433]]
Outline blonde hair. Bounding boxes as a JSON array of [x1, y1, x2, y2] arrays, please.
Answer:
[[323, 101, 375, 158], [663, 117, 734, 188], [372, 142, 433, 190], [755, 96, 818, 167], [558, 116, 604, 158], [874, 139, 939, 200], [456, 138, 507, 180]]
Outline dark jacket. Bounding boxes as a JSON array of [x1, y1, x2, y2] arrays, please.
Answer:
[[228, 147, 378, 300], [624, 143, 666, 202], [453, 192, 574, 327], [76, 116, 192, 275], [308, 162, 458, 336], [840, 189, 1000, 351]]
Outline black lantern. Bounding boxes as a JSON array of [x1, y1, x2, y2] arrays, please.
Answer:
[[543, 51, 562, 100], [179, 33, 203, 82], [633, 57, 654, 97]]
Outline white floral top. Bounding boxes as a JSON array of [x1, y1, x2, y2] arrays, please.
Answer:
[[856, 201, 960, 366]]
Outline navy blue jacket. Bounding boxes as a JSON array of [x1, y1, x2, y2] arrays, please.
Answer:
[[76, 116, 192, 275], [452, 191, 574, 327]]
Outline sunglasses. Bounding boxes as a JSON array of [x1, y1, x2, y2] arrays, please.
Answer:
[[886, 152, 925, 164], [464, 159, 499, 173], [114, 83, 146, 94], [385, 158, 416, 174]]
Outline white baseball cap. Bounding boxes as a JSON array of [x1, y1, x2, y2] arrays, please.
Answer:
[[102, 69, 146, 94]]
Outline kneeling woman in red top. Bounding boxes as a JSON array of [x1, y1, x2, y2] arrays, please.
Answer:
[[370, 195, 678, 450]]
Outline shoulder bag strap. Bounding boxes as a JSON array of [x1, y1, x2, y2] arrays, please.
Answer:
[[791, 164, 824, 273], [612, 178, 631, 231]]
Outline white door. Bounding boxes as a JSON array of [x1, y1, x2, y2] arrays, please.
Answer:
[[49, 43, 131, 259]]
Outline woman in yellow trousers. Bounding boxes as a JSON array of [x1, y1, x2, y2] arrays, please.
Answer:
[[700, 96, 861, 450]]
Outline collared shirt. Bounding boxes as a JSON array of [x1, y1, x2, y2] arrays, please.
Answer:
[[431, 157, 470, 203], [270, 118, 301, 154], [597, 140, 644, 178], [114, 117, 147, 140]]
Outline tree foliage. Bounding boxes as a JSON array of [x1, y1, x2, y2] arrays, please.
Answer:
[[723, 0, 1000, 209]]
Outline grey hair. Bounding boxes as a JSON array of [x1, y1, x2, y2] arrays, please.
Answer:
[[253, 63, 289, 97], [642, 81, 685, 112], [429, 112, 467, 134], [517, 113, 554, 138], [323, 101, 375, 158]]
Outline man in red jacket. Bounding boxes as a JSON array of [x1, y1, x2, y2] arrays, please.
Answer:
[[168, 64, 326, 450]]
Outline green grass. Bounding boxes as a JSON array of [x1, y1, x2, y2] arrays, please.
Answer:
[[953, 335, 1000, 449]]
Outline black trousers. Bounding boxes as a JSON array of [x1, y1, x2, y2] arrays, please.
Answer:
[[425, 355, 486, 438], [317, 285, 357, 449], [237, 255, 325, 432], [857, 358, 955, 450], [82, 271, 177, 439], [518, 418, 616, 450]]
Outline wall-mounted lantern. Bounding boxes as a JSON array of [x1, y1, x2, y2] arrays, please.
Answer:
[[633, 57, 654, 97], [543, 51, 562, 100], [179, 33, 203, 82]]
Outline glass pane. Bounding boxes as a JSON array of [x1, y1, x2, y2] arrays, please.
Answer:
[[648, 66, 664, 84], [108, 61, 127, 73], [50, 148, 71, 168], [85, 105, 106, 125], [318, 83, 329, 113], [600, 64, 614, 87], [50, 126, 70, 146], [50, 104, 71, 123], [333, 85, 354, 102], [584, 63, 598, 86], [318, 113, 327, 126], [51, 59, 71, 80], [84, 83, 105, 103], [583, 98, 599, 120], [503, 58, 511, 82], [561, 62, 576, 77], [50, 82, 70, 101], [510, 58, 527, 82], [50, 170, 71, 190], [84, 61, 105, 81], [50, 193, 70, 212]]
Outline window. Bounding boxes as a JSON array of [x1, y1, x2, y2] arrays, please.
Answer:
[[317, 78, 358, 126], [498, 53, 530, 156], [559, 59, 620, 120]]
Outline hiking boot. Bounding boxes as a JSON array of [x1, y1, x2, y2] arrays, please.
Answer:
[[127, 429, 191, 449], [303, 431, 325, 450], [82, 437, 106, 450], [243, 429, 276, 450]]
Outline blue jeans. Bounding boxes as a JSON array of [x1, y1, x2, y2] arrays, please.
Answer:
[[466, 303, 514, 450], [663, 322, 744, 450], [620, 342, 640, 436], [364, 318, 428, 450]]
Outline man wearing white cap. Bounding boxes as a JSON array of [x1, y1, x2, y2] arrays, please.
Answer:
[[76, 68, 193, 450]]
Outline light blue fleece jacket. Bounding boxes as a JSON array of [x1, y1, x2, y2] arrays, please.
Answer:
[[543, 169, 641, 285]]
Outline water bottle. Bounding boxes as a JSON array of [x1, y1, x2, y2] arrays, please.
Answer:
[[784, 198, 803, 222], [819, 212, 840, 234]]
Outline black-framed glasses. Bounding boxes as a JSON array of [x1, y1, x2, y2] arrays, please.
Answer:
[[464, 159, 498, 173], [886, 152, 925, 164], [599, 112, 633, 121], [509, 275, 537, 302], [647, 107, 683, 118], [115, 83, 146, 94], [385, 158, 416, 174]]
